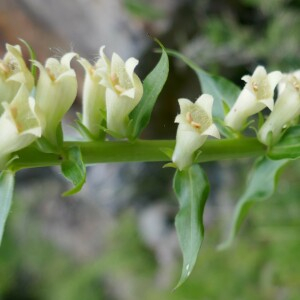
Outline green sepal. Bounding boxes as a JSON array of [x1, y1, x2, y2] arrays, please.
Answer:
[[173, 164, 210, 288], [56, 122, 64, 149], [128, 40, 169, 140], [159, 147, 174, 160], [35, 122, 65, 154], [257, 112, 265, 130], [193, 150, 203, 163], [74, 119, 98, 141], [2, 155, 19, 170], [213, 117, 239, 139], [75, 112, 106, 141], [19, 38, 37, 83], [162, 162, 176, 169], [102, 127, 125, 140], [166, 50, 240, 119], [222, 100, 231, 116], [268, 125, 300, 160], [34, 137, 60, 154], [61, 146, 86, 196], [0, 170, 15, 245], [218, 156, 288, 250]]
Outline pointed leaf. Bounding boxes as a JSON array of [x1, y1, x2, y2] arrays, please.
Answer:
[[219, 156, 288, 250], [167, 50, 240, 119], [268, 125, 300, 160], [61, 146, 86, 196], [129, 41, 169, 140], [0, 170, 15, 245], [173, 164, 209, 288]]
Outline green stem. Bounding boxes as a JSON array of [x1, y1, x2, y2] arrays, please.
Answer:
[[12, 137, 266, 171]]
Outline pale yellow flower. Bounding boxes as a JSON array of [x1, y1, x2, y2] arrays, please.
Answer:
[[98, 48, 143, 137], [172, 94, 220, 170], [258, 71, 300, 145], [78, 48, 106, 137], [0, 44, 34, 113], [34, 52, 78, 144], [0, 85, 44, 168], [225, 66, 282, 131]]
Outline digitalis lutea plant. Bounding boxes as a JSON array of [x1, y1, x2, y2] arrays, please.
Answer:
[[1, 40, 300, 289]]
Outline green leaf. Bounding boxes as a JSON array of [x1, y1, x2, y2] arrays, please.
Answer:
[[173, 164, 209, 288], [61, 146, 86, 196], [197, 69, 240, 119], [167, 50, 240, 119], [0, 170, 15, 245], [219, 156, 288, 250], [268, 125, 300, 160], [129, 41, 169, 140]]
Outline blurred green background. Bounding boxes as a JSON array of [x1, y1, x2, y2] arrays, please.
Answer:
[[1, 0, 300, 299]]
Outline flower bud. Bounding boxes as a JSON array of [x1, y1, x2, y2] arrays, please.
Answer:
[[34, 52, 78, 144], [98, 49, 143, 137], [258, 71, 300, 145], [78, 48, 106, 138], [0, 85, 44, 168], [225, 66, 282, 131], [172, 94, 220, 170], [0, 44, 34, 113]]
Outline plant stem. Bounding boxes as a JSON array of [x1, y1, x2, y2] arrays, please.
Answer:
[[12, 137, 266, 171]]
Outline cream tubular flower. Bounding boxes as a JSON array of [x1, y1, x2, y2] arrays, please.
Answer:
[[0, 85, 44, 168], [99, 49, 143, 137], [225, 66, 282, 131], [172, 94, 220, 171], [34, 52, 78, 144], [78, 49, 106, 137], [258, 71, 300, 145], [0, 44, 34, 113]]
